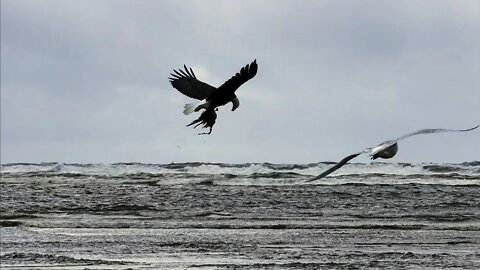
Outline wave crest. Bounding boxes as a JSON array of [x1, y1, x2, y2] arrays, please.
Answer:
[[1, 161, 479, 185]]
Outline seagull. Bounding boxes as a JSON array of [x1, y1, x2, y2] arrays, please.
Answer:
[[308, 125, 479, 181], [169, 60, 258, 134]]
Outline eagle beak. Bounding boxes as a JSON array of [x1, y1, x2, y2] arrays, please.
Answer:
[[231, 96, 240, 111]]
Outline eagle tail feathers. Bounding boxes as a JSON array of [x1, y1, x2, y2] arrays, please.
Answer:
[[183, 100, 209, 115]]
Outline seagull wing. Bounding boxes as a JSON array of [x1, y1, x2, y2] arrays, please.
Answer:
[[215, 60, 258, 95], [394, 125, 479, 142], [308, 124, 478, 182], [371, 124, 480, 156], [306, 152, 364, 182], [169, 65, 217, 100]]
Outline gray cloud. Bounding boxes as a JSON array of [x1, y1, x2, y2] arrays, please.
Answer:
[[1, 0, 479, 164]]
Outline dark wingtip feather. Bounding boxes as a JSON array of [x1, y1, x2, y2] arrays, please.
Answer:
[[178, 68, 188, 77], [189, 67, 197, 78], [240, 66, 246, 74], [250, 60, 258, 76], [170, 73, 182, 79], [175, 69, 190, 78], [184, 65, 194, 77], [468, 125, 479, 131]]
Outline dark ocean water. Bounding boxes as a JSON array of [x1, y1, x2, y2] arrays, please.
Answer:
[[1, 162, 480, 269]]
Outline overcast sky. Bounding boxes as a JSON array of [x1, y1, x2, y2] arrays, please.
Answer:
[[1, 0, 479, 164]]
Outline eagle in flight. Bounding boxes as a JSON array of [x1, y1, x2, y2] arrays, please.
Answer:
[[169, 60, 258, 134]]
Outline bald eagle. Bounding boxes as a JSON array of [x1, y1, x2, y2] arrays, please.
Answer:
[[169, 60, 258, 134], [307, 125, 479, 181]]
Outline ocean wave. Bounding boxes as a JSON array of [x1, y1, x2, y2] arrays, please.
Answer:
[[352, 213, 479, 223], [1, 161, 479, 185], [0, 252, 129, 266], [460, 161, 480, 166], [145, 222, 480, 231], [0, 220, 23, 227]]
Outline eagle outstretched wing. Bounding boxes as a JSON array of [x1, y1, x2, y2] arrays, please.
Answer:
[[169, 65, 217, 100], [216, 60, 258, 95]]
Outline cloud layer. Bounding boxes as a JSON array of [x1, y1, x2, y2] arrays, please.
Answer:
[[2, 0, 479, 163]]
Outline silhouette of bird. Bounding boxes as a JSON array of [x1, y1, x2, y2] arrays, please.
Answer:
[[186, 109, 218, 135], [308, 125, 479, 181], [169, 60, 258, 134]]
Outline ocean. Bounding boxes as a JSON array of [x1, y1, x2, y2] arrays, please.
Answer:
[[1, 162, 479, 269]]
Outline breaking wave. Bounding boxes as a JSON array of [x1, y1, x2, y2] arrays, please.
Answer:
[[1, 161, 479, 185], [0, 252, 128, 266]]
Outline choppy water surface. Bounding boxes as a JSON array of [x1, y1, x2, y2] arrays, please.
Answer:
[[1, 162, 480, 269]]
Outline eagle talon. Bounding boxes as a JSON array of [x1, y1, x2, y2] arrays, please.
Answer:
[[197, 128, 212, 135], [186, 110, 217, 135]]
